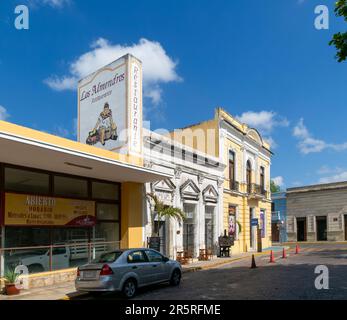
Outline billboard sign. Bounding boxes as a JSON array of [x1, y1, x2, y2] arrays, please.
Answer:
[[78, 54, 142, 156]]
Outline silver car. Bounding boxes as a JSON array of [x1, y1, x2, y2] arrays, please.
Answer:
[[75, 248, 182, 298]]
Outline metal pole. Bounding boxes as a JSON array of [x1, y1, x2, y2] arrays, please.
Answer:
[[0, 226, 4, 277], [88, 242, 92, 263], [49, 245, 53, 271]]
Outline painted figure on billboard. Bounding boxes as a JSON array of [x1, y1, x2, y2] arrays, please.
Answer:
[[86, 102, 118, 146]]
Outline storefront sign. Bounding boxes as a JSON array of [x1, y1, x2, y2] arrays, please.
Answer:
[[129, 61, 142, 155], [4, 193, 96, 226], [251, 218, 259, 227], [78, 54, 143, 156], [147, 236, 161, 252]]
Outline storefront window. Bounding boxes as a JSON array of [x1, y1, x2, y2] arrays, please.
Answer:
[[96, 203, 119, 221], [4, 227, 92, 274], [52, 228, 90, 269], [92, 181, 119, 200], [5, 227, 51, 248], [94, 222, 119, 243], [5, 167, 49, 194], [53, 176, 88, 198], [52, 228, 90, 245]]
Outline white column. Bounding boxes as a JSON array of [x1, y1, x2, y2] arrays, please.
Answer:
[[217, 180, 224, 237], [174, 175, 183, 254], [198, 197, 205, 252]]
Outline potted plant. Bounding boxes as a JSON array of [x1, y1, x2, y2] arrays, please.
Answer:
[[4, 268, 21, 296]]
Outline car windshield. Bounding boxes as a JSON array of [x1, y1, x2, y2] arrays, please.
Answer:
[[94, 251, 123, 263]]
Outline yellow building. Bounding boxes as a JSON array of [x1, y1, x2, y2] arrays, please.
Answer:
[[169, 108, 273, 254]]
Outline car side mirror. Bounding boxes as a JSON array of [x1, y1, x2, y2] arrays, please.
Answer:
[[163, 257, 169, 262]]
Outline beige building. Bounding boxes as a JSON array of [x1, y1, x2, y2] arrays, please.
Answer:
[[287, 182, 347, 242], [169, 108, 273, 254]]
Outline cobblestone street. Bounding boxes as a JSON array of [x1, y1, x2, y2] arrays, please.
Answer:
[[72, 243, 347, 300]]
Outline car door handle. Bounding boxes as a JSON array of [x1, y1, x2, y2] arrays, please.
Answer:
[[152, 265, 157, 267], [132, 266, 138, 269]]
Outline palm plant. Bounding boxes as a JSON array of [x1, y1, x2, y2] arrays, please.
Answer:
[[146, 192, 186, 236], [4, 267, 20, 285]]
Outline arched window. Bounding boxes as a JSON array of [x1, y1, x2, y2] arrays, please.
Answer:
[[246, 160, 252, 193]]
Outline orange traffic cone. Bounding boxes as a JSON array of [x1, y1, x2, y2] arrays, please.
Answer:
[[251, 254, 257, 269], [282, 248, 287, 259], [269, 250, 275, 263], [295, 244, 300, 254]]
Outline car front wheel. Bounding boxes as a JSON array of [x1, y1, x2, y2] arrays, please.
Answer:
[[122, 279, 137, 299], [170, 269, 181, 286]]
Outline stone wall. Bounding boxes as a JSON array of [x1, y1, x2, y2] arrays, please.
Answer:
[[1, 268, 76, 292]]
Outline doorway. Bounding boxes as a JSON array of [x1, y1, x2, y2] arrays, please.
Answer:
[[249, 208, 256, 250], [153, 221, 166, 255], [316, 216, 327, 241], [271, 223, 280, 242], [205, 206, 215, 252], [183, 203, 196, 257], [297, 217, 307, 242]]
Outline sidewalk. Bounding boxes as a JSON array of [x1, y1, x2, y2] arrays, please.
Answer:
[[0, 248, 281, 300]]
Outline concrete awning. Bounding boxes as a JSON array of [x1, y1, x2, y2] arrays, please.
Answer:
[[0, 121, 171, 183]]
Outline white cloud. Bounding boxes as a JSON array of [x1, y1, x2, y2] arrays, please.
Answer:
[[317, 165, 344, 175], [272, 176, 284, 187], [29, 0, 71, 8], [264, 136, 277, 149], [237, 111, 289, 134], [319, 171, 347, 184], [45, 38, 181, 105], [53, 125, 70, 138], [44, 76, 77, 91], [293, 118, 347, 154], [0, 105, 10, 120], [291, 181, 302, 187], [237, 110, 289, 148]]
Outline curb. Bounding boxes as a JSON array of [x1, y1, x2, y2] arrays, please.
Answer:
[[281, 241, 347, 245]]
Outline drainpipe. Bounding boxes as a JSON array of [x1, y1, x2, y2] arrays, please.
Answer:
[[0, 226, 4, 277]]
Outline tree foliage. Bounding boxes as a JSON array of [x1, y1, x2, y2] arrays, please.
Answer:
[[330, 0, 347, 62], [270, 180, 281, 193], [146, 193, 186, 236]]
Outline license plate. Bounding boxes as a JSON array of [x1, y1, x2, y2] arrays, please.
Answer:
[[82, 270, 98, 279]]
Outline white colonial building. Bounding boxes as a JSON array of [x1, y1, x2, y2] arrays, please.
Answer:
[[143, 129, 225, 259]]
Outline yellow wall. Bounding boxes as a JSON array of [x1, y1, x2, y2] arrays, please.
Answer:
[[121, 182, 144, 249], [168, 119, 219, 157], [178, 108, 273, 254], [222, 134, 272, 253]]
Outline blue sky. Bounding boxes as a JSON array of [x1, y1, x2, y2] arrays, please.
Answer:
[[0, 0, 347, 188]]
